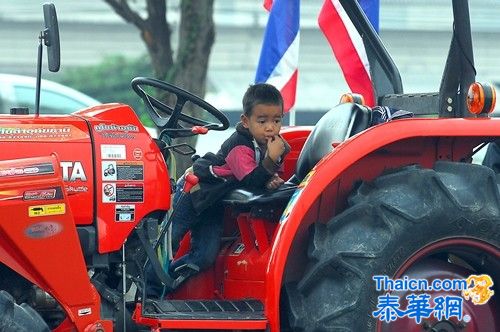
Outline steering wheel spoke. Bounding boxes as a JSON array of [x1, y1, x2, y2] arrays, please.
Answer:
[[165, 96, 188, 129]]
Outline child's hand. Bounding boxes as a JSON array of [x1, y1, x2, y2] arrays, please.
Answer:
[[266, 135, 286, 162], [266, 173, 285, 190]]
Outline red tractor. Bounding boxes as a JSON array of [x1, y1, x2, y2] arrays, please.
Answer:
[[0, 1, 498, 331]]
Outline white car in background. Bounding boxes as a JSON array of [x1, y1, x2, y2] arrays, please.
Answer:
[[0, 73, 100, 115]]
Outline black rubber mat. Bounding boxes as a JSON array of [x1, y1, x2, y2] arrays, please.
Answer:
[[143, 299, 266, 320]]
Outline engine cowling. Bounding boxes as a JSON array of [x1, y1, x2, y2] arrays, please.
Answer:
[[0, 103, 170, 253]]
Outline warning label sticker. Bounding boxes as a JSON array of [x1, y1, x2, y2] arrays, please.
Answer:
[[29, 203, 66, 217], [116, 184, 144, 203], [115, 204, 135, 222], [102, 183, 143, 203], [102, 162, 117, 180], [116, 161, 143, 180], [102, 183, 116, 202], [102, 161, 143, 181]]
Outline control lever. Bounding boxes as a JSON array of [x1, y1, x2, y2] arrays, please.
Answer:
[[146, 172, 200, 296], [154, 172, 199, 279]]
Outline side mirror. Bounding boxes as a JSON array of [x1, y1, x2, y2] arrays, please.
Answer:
[[43, 3, 60, 72]]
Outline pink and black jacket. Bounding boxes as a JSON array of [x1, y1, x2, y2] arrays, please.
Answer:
[[190, 122, 290, 214]]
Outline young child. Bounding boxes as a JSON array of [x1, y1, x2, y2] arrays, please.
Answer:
[[168, 83, 291, 288]]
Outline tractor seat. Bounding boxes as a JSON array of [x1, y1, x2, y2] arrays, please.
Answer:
[[221, 103, 372, 214]]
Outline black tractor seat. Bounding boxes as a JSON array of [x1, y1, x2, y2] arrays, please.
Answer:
[[221, 103, 372, 217], [222, 182, 297, 220]]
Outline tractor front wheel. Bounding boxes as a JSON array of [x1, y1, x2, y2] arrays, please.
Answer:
[[284, 162, 499, 331], [0, 290, 49, 332]]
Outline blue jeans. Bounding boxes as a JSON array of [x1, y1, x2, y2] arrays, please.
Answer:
[[168, 176, 224, 276], [145, 177, 224, 298]]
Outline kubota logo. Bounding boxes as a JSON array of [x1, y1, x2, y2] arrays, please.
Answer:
[[94, 123, 139, 132], [60, 162, 87, 182]]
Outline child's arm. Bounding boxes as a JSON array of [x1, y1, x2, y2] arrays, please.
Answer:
[[266, 135, 286, 163], [224, 145, 275, 189], [224, 136, 290, 190], [240, 136, 289, 189]]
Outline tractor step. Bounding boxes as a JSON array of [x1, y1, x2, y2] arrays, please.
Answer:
[[137, 299, 267, 330], [146, 298, 265, 319]]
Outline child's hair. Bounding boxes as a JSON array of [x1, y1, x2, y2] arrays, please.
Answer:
[[242, 83, 284, 117]]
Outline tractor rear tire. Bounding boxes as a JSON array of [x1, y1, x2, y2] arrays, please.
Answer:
[[0, 290, 49, 332], [284, 162, 500, 331]]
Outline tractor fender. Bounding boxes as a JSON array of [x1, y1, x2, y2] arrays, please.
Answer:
[[264, 116, 500, 331]]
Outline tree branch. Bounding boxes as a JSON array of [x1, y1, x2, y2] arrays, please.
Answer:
[[103, 0, 146, 30]]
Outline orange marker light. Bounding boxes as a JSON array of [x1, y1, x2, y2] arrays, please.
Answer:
[[467, 82, 496, 115], [339, 93, 365, 105]]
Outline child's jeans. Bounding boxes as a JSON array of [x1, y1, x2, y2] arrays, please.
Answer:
[[168, 176, 224, 276], [145, 176, 224, 298]]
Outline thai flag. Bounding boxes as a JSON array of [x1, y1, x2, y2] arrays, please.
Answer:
[[255, 0, 300, 113], [359, 0, 380, 32], [318, 0, 379, 106]]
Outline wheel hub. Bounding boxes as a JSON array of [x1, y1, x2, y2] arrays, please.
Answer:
[[425, 320, 461, 331]]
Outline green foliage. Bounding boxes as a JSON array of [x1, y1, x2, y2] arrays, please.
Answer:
[[57, 55, 155, 126]]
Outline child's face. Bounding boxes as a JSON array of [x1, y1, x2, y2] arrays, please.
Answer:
[[241, 104, 283, 145]]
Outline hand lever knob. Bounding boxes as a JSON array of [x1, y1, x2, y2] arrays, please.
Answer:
[[191, 126, 208, 135], [183, 173, 199, 193]]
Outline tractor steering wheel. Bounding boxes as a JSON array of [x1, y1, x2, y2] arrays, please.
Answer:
[[131, 77, 229, 138]]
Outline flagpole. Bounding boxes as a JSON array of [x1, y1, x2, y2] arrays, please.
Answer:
[[289, 106, 296, 126]]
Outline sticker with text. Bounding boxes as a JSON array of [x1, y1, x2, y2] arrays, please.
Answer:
[[101, 144, 126, 160], [115, 204, 135, 222], [28, 203, 66, 217]]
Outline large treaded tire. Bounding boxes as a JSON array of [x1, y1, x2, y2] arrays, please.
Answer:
[[0, 290, 49, 332], [284, 162, 500, 331]]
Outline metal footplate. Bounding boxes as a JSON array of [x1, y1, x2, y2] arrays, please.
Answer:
[[136, 299, 268, 330]]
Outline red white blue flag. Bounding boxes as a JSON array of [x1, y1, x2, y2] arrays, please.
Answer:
[[318, 0, 378, 106], [263, 0, 273, 11], [359, 0, 380, 33], [255, 0, 300, 113]]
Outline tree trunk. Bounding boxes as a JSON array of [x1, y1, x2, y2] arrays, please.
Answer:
[[104, 0, 216, 179], [142, 0, 173, 79], [170, 0, 215, 178]]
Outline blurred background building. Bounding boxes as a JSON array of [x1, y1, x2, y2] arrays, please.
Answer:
[[1, 0, 499, 121]]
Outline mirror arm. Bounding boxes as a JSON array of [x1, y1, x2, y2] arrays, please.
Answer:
[[34, 30, 44, 117]]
